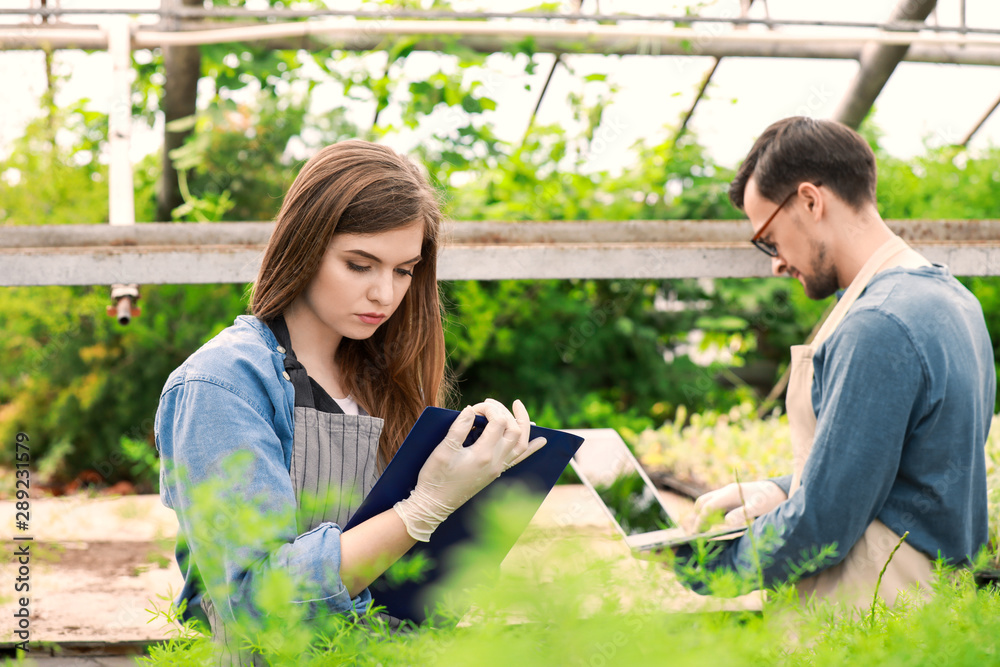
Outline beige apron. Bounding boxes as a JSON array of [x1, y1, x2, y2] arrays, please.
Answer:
[[785, 235, 935, 610]]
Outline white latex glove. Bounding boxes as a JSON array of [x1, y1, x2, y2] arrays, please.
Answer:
[[691, 480, 788, 532], [393, 399, 547, 542]]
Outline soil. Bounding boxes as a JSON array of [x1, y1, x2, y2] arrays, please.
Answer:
[[0, 495, 184, 644]]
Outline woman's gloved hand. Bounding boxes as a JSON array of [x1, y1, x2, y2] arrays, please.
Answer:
[[690, 480, 788, 532], [393, 398, 547, 541]]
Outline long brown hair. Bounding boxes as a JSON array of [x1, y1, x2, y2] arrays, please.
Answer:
[[251, 140, 450, 466]]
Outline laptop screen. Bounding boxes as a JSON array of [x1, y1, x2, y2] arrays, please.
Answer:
[[592, 465, 677, 535], [569, 430, 677, 537]]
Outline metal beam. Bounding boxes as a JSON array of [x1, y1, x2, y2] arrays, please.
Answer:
[[74, 22, 1000, 50], [960, 93, 1000, 147], [3, 23, 1000, 66], [10, 220, 1000, 248], [672, 0, 758, 143], [3, 221, 999, 286], [833, 0, 938, 129], [3, 20, 1000, 50], [107, 18, 134, 227], [0, 7, 991, 33]]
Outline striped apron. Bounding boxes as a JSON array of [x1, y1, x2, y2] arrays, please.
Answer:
[[201, 316, 384, 666]]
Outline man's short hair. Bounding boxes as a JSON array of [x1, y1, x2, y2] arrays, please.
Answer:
[[729, 117, 878, 212]]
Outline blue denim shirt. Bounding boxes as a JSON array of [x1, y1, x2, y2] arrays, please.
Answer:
[[154, 315, 372, 625], [688, 265, 995, 589]]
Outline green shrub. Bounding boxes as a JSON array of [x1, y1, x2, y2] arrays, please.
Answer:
[[132, 477, 1000, 666]]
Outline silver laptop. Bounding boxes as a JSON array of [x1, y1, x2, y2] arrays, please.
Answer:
[[568, 429, 744, 551]]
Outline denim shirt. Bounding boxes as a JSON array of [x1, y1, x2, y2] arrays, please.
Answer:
[[154, 315, 373, 625], [688, 266, 995, 589]]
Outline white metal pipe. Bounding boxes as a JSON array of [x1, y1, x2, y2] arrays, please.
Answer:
[[5, 220, 1000, 248], [3, 21, 1000, 51], [4, 6, 1000, 37], [832, 0, 938, 129], [3, 242, 999, 285], [107, 18, 135, 227], [131, 21, 1000, 50], [106, 18, 139, 322], [3, 220, 999, 285], [0, 7, 964, 31], [0, 27, 107, 49], [3, 24, 1000, 66]]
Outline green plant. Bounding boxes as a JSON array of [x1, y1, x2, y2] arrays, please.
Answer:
[[635, 403, 792, 489], [120, 435, 161, 493], [3, 19, 1000, 487], [133, 467, 1000, 666]]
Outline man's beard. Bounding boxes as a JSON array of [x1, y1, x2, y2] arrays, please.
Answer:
[[796, 241, 840, 300]]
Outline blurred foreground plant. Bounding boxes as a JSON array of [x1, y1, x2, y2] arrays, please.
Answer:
[[137, 457, 1000, 666], [635, 403, 791, 490]]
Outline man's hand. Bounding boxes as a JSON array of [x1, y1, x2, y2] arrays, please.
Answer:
[[690, 480, 788, 532]]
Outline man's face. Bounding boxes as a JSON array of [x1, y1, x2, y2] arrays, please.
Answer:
[[744, 177, 839, 300]]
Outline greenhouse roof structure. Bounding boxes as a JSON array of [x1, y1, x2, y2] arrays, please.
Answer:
[[1, 0, 999, 286]]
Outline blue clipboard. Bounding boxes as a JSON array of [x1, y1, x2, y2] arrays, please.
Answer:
[[343, 406, 585, 623]]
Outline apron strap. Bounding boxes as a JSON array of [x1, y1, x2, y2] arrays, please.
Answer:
[[811, 235, 910, 348], [787, 234, 928, 495], [265, 315, 344, 414]]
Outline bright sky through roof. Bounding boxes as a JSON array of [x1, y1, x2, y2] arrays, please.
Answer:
[[1, 0, 1000, 173]]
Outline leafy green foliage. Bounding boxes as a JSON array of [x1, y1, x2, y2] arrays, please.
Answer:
[[135, 470, 1000, 666], [1, 17, 999, 485], [637, 403, 792, 489], [164, 92, 348, 222], [120, 435, 162, 493], [3, 15, 998, 666], [0, 100, 111, 226], [0, 282, 247, 485], [139, 583, 1000, 666]]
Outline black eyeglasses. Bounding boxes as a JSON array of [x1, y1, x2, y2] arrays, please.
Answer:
[[749, 181, 822, 258]]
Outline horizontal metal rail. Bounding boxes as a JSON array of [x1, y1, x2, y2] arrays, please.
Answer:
[[2, 221, 999, 286], [2, 21, 1000, 68], [0, 6, 993, 35]]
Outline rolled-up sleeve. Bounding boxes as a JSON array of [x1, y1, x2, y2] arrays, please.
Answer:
[[156, 376, 371, 623], [767, 474, 793, 497], [677, 310, 926, 591]]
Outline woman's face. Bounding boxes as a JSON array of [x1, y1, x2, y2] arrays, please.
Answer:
[[297, 221, 425, 341]]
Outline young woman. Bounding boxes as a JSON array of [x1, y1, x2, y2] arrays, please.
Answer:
[[155, 140, 545, 663]]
